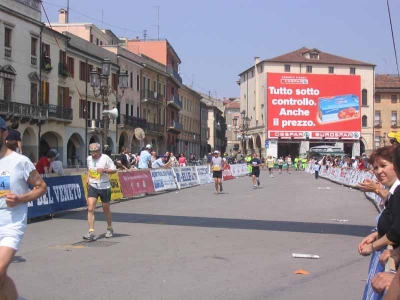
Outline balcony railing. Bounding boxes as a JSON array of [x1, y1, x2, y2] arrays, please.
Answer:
[[168, 120, 184, 132], [31, 56, 37, 66], [45, 104, 73, 121], [123, 115, 147, 128], [0, 99, 47, 121], [4, 47, 11, 59], [58, 63, 69, 77], [167, 66, 182, 84], [167, 95, 182, 110], [391, 120, 398, 127], [87, 119, 105, 130], [374, 120, 382, 127], [144, 122, 164, 133], [140, 89, 163, 104], [41, 56, 52, 72]]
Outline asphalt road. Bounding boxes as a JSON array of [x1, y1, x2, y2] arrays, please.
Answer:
[[12, 170, 378, 300]]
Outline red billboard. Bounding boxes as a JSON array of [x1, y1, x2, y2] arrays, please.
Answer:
[[118, 170, 155, 197], [267, 73, 361, 140]]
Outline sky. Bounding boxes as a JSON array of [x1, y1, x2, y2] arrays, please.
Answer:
[[41, 0, 400, 99]]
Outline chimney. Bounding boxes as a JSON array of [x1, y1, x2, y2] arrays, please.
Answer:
[[58, 8, 68, 24], [255, 56, 260, 65]]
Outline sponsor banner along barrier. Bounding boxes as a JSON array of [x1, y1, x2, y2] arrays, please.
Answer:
[[28, 175, 86, 219], [119, 170, 155, 196], [150, 169, 178, 192], [81, 173, 123, 202], [196, 165, 214, 185], [222, 164, 234, 181], [362, 249, 385, 300], [173, 166, 199, 189]]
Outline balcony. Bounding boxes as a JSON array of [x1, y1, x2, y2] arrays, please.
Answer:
[[140, 89, 163, 105], [87, 119, 104, 132], [0, 99, 47, 122], [41, 56, 52, 72], [4, 47, 11, 59], [58, 63, 69, 77], [144, 122, 164, 135], [168, 120, 183, 132], [167, 95, 182, 110], [167, 66, 182, 84], [374, 120, 382, 128], [122, 115, 147, 128], [45, 104, 72, 122]]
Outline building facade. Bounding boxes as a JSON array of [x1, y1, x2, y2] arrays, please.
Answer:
[[223, 98, 241, 155], [238, 47, 375, 158], [200, 101, 208, 157], [178, 85, 202, 158], [374, 74, 400, 148]]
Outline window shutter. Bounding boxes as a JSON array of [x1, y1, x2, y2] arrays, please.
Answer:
[[45, 82, 50, 105], [64, 87, 70, 108]]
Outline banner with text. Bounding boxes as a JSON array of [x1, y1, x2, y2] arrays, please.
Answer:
[[119, 170, 155, 197], [267, 73, 361, 140], [151, 169, 178, 192], [173, 166, 199, 189], [81, 173, 123, 202], [196, 166, 214, 185], [222, 164, 234, 181], [28, 175, 86, 219]]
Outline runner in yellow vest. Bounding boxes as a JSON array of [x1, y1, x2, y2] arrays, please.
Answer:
[[246, 155, 252, 176]]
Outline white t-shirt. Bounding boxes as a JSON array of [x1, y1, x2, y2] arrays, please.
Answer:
[[277, 158, 284, 165], [87, 154, 116, 189], [51, 160, 64, 175], [0, 152, 36, 232], [138, 150, 151, 169], [152, 158, 165, 169]]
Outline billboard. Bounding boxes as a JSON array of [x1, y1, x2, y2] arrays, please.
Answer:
[[267, 73, 361, 140]]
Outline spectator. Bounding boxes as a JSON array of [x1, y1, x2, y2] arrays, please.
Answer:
[[138, 144, 152, 169], [152, 155, 172, 169], [117, 146, 130, 170], [236, 150, 243, 163], [35, 150, 56, 175], [178, 153, 187, 167], [5, 122, 22, 154], [169, 152, 177, 166], [49, 149, 64, 176]]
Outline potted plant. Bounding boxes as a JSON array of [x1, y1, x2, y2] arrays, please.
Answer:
[[61, 70, 69, 77], [44, 63, 52, 72]]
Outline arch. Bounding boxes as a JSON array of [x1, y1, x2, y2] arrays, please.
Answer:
[[67, 133, 85, 167], [248, 137, 254, 151], [22, 127, 37, 162], [362, 89, 368, 106], [118, 131, 128, 153], [362, 115, 367, 127], [255, 135, 262, 149], [89, 135, 100, 145], [40, 131, 63, 159], [106, 137, 114, 154], [131, 135, 141, 154]]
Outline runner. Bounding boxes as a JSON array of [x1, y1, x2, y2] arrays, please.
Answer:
[[0, 117, 47, 299], [210, 150, 224, 194], [250, 153, 262, 188], [285, 155, 292, 174], [266, 155, 275, 178], [277, 156, 284, 174], [84, 142, 117, 241]]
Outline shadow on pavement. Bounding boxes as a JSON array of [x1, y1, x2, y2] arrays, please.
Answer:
[[57, 210, 372, 237]]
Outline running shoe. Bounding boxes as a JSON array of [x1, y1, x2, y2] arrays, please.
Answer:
[[83, 231, 96, 241], [253, 185, 257, 189], [105, 228, 114, 238]]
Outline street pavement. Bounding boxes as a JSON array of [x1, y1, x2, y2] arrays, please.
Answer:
[[12, 170, 378, 300]]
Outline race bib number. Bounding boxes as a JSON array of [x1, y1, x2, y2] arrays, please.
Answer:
[[0, 175, 11, 197], [213, 165, 221, 171], [89, 169, 101, 180], [252, 162, 258, 166]]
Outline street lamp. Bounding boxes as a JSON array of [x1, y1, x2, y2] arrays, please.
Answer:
[[90, 58, 128, 153], [233, 110, 250, 154]]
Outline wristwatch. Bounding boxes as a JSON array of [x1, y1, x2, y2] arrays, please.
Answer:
[[374, 188, 379, 195]]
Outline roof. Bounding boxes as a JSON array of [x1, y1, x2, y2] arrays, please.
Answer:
[[224, 101, 240, 109], [375, 74, 400, 88], [239, 47, 375, 75]]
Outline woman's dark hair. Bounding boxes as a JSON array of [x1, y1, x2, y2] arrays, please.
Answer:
[[6, 140, 18, 151], [369, 146, 395, 165], [11, 123, 19, 130], [46, 151, 56, 159]]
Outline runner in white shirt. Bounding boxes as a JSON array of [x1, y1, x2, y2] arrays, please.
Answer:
[[285, 155, 292, 174]]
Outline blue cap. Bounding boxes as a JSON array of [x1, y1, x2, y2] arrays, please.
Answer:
[[0, 117, 8, 131]]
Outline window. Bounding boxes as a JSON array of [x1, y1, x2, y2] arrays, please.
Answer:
[[125, 103, 129, 116], [375, 132, 381, 148], [362, 89, 368, 106], [136, 106, 139, 117], [57, 86, 70, 108], [41, 81, 49, 105], [391, 95, 397, 103], [350, 67, 356, 75], [284, 65, 291, 72], [4, 27, 11, 48], [375, 111, 381, 126], [90, 34, 93, 43], [158, 82, 161, 94], [259, 64, 263, 73], [96, 38, 99, 45], [362, 115, 367, 127], [375, 94, 381, 103], [4, 78, 12, 101], [79, 99, 86, 119], [136, 75, 140, 91], [153, 80, 156, 92], [112, 73, 118, 91], [131, 105, 134, 116], [306, 66, 312, 73], [79, 61, 87, 81], [164, 84, 166, 96], [31, 37, 37, 56], [310, 53, 318, 59], [42, 43, 50, 57], [30, 82, 38, 105], [130, 72, 133, 88], [67, 57, 74, 78], [392, 112, 398, 126], [328, 66, 334, 74], [59, 50, 66, 65], [87, 64, 93, 82], [100, 41, 103, 46]]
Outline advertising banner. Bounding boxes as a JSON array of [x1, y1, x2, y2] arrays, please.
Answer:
[[119, 170, 155, 197], [81, 173, 123, 202], [150, 169, 177, 192], [362, 249, 385, 300], [173, 166, 199, 189], [196, 166, 213, 185], [28, 175, 86, 219], [222, 164, 234, 181], [267, 73, 361, 139]]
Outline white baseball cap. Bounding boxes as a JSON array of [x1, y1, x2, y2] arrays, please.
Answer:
[[214, 150, 219, 154], [145, 144, 152, 149]]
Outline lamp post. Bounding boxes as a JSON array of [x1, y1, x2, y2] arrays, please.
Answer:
[[90, 58, 128, 153], [233, 110, 250, 154]]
